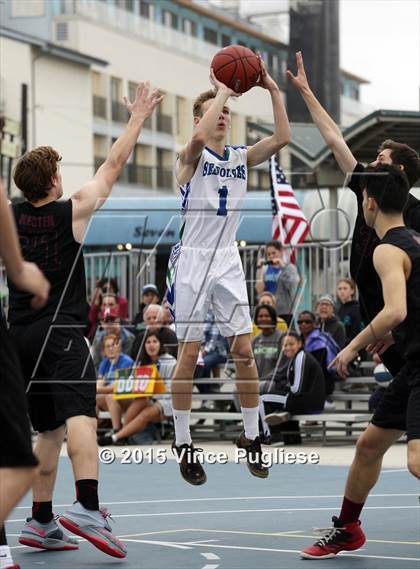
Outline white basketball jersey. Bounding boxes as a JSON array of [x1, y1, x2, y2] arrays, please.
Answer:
[[178, 145, 248, 249]]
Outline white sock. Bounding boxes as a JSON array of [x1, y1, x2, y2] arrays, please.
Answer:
[[173, 408, 192, 446], [241, 406, 259, 441], [111, 434, 118, 443], [0, 545, 13, 568]]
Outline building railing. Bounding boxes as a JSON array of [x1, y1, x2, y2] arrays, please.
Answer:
[[127, 164, 153, 186], [57, 1, 219, 64], [156, 114, 173, 134], [111, 100, 128, 123], [156, 169, 173, 190], [93, 95, 107, 119]]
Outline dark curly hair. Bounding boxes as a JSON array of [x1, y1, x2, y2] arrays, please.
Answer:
[[13, 146, 62, 202], [138, 331, 165, 365]]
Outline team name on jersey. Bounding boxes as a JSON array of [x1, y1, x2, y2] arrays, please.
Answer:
[[202, 161, 246, 180]]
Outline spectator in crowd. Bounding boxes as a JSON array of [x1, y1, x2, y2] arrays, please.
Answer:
[[130, 303, 177, 361], [335, 278, 363, 344], [259, 332, 326, 441], [315, 294, 346, 349], [255, 241, 300, 324], [194, 310, 229, 394], [132, 284, 160, 335], [252, 304, 285, 385], [88, 277, 128, 338], [252, 291, 288, 337], [98, 331, 176, 445], [298, 310, 339, 397], [96, 334, 134, 428], [92, 306, 135, 367]]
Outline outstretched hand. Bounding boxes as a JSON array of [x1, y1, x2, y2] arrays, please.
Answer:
[[210, 68, 242, 98], [286, 51, 310, 92], [123, 81, 164, 121]]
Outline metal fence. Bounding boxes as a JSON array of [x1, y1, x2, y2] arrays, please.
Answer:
[[1, 249, 156, 320], [1, 241, 352, 319], [84, 249, 156, 320], [239, 241, 352, 313]]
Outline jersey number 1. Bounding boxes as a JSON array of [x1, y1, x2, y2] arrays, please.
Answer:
[[217, 185, 228, 217]]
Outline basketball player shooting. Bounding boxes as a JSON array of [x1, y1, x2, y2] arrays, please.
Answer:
[[168, 56, 291, 485]]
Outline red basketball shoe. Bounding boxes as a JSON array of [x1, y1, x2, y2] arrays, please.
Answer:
[[301, 516, 366, 559]]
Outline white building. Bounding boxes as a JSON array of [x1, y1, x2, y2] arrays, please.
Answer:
[[1, 0, 290, 199]]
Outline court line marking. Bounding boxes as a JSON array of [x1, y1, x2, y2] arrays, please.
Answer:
[[13, 493, 417, 509], [122, 538, 192, 550], [201, 553, 221, 560], [7, 504, 419, 523], [201, 565, 219, 569], [171, 541, 420, 562], [382, 469, 409, 473], [188, 528, 420, 546]]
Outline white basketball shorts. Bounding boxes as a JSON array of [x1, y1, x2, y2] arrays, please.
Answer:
[[168, 245, 252, 342]]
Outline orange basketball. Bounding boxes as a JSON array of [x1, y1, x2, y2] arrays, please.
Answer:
[[211, 45, 261, 94]]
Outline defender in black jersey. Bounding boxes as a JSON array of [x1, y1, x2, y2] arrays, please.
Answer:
[[7, 83, 163, 560], [302, 165, 420, 559], [288, 52, 420, 378], [0, 182, 49, 569]]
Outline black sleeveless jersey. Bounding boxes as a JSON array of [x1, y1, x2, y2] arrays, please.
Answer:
[[380, 227, 420, 364], [8, 199, 89, 325]]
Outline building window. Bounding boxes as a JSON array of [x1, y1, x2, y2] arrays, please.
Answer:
[[140, 0, 151, 19], [183, 18, 197, 37], [163, 10, 178, 30], [221, 34, 231, 47], [11, 0, 45, 17], [125, 0, 135, 12], [204, 27, 218, 45]]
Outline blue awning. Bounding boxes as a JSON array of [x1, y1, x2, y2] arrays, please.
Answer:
[[84, 192, 302, 247]]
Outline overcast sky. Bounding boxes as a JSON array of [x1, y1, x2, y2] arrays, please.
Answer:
[[233, 0, 420, 111], [340, 0, 419, 111]]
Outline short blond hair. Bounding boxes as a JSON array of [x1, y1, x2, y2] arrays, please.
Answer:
[[193, 89, 217, 117]]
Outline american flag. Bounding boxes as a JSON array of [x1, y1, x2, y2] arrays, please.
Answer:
[[269, 156, 309, 263]]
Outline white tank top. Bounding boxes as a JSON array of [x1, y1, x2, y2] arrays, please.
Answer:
[[177, 145, 248, 249]]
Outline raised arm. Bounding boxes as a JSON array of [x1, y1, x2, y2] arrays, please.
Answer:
[[0, 183, 50, 309], [177, 70, 240, 185], [287, 51, 357, 176], [330, 244, 408, 377], [247, 59, 291, 167], [71, 82, 163, 241]]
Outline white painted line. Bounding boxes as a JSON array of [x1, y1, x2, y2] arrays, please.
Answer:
[[201, 552, 221, 560], [179, 541, 420, 562], [201, 565, 219, 569], [122, 538, 192, 550], [382, 469, 408, 473], [184, 540, 220, 544], [7, 504, 419, 523], [13, 493, 417, 509]]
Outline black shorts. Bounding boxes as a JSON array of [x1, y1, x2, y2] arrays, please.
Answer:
[[371, 363, 420, 441], [9, 316, 96, 433], [0, 315, 38, 467]]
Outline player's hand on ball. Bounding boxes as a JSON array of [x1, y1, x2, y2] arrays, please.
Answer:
[[123, 81, 164, 121], [210, 68, 242, 98], [328, 346, 359, 379], [256, 55, 279, 92], [286, 51, 310, 92]]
